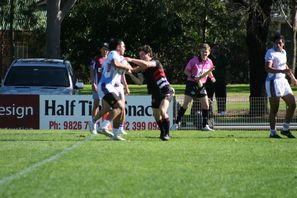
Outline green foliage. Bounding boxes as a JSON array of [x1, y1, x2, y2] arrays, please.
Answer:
[[0, 0, 45, 31], [1, 130, 297, 197], [61, 0, 249, 84]]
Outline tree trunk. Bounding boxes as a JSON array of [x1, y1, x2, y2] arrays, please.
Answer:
[[247, 0, 272, 116], [46, 0, 78, 59], [9, 0, 14, 63], [46, 0, 61, 58], [291, 0, 297, 74]]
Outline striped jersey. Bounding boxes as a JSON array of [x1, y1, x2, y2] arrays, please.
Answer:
[[143, 60, 170, 95]]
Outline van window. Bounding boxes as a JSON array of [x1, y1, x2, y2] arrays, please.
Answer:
[[4, 66, 70, 87]]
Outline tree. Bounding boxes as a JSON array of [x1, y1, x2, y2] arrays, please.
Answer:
[[46, 0, 77, 58], [61, 0, 248, 82], [229, 0, 272, 115]]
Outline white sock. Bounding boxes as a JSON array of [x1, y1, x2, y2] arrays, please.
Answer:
[[119, 124, 124, 130], [101, 120, 110, 129], [283, 123, 289, 131], [113, 128, 119, 135]]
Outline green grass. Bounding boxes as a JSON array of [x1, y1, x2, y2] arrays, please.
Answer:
[[1, 130, 297, 198]]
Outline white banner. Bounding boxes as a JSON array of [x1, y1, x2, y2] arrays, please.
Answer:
[[40, 95, 173, 130]]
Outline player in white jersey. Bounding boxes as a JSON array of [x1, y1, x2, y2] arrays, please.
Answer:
[[113, 58, 130, 135], [97, 39, 132, 140], [265, 34, 297, 138], [90, 50, 130, 139]]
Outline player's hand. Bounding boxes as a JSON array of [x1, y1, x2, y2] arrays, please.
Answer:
[[125, 57, 132, 62], [211, 77, 216, 83], [125, 88, 130, 95], [126, 63, 133, 71], [191, 74, 200, 81]]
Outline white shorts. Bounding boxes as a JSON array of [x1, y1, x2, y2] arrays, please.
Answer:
[[115, 84, 125, 100], [98, 83, 120, 99], [265, 77, 293, 97]]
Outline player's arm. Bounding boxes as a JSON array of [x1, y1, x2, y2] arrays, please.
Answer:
[[285, 65, 297, 86], [127, 72, 144, 85], [112, 59, 133, 70], [122, 74, 130, 95], [265, 61, 289, 74], [125, 57, 156, 69], [184, 67, 192, 77], [131, 65, 144, 73], [208, 71, 216, 83]]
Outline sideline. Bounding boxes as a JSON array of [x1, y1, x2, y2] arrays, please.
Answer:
[[0, 135, 95, 186]]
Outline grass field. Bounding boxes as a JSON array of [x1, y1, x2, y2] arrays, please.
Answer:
[[1, 129, 297, 198]]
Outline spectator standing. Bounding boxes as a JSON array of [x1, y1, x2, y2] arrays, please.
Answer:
[[205, 44, 228, 116], [88, 42, 109, 134]]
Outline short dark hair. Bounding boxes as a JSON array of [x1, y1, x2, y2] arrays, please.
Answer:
[[100, 42, 109, 49], [273, 33, 285, 43], [139, 45, 153, 56], [109, 38, 123, 50]]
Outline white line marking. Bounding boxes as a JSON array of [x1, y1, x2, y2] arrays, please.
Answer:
[[0, 135, 95, 186]]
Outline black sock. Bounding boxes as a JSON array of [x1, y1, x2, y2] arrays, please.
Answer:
[[157, 120, 165, 137], [162, 118, 170, 136], [176, 107, 187, 124], [202, 109, 209, 127]]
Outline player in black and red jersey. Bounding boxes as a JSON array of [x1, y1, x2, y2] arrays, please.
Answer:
[[126, 45, 175, 141]]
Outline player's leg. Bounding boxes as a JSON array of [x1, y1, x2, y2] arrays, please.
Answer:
[[281, 94, 296, 138], [117, 88, 127, 135], [268, 97, 281, 138], [99, 92, 123, 139], [152, 107, 166, 140], [159, 98, 171, 140], [200, 95, 213, 131], [88, 92, 100, 134], [171, 81, 195, 130], [172, 95, 192, 130]]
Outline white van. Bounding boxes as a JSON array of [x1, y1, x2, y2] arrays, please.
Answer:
[[0, 58, 84, 95]]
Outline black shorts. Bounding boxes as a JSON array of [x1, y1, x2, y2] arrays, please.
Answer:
[[151, 86, 175, 108], [102, 92, 120, 108], [185, 80, 207, 98]]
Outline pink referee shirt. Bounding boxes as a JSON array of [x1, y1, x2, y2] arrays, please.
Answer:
[[185, 56, 214, 83]]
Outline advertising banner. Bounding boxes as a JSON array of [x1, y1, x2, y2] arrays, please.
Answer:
[[39, 95, 173, 130], [0, 95, 173, 130], [0, 95, 39, 129]]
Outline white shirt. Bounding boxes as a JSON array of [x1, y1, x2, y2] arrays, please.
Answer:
[[265, 48, 287, 79], [100, 50, 123, 86]]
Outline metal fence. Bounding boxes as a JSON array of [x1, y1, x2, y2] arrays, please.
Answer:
[[173, 96, 297, 130]]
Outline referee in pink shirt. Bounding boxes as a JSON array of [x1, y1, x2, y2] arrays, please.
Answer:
[[171, 43, 216, 131]]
